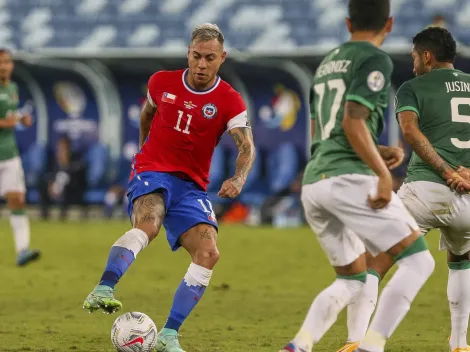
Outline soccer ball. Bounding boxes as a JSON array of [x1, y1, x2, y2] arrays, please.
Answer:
[[111, 312, 158, 352]]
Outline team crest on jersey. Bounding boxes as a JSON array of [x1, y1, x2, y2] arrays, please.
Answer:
[[367, 71, 385, 92], [202, 103, 217, 119]]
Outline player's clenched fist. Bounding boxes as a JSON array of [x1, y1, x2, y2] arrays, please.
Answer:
[[217, 176, 245, 198], [381, 146, 405, 170], [368, 173, 393, 209]]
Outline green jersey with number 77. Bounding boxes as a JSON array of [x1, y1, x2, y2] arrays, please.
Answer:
[[303, 41, 393, 185], [395, 68, 470, 185]]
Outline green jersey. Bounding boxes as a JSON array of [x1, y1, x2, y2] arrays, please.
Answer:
[[303, 41, 393, 185], [0, 82, 19, 160], [395, 68, 470, 185]]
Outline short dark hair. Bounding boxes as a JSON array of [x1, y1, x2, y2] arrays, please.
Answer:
[[348, 0, 390, 32], [413, 27, 457, 63]]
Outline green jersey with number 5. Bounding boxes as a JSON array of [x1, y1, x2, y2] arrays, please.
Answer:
[[303, 41, 393, 185], [395, 68, 470, 185], [0, 82, 19, 160]]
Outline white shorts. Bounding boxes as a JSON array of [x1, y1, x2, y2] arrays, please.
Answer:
[[0, 156, 26, 196], [398, 181, 470, 255], [302, 174, 418, 267]]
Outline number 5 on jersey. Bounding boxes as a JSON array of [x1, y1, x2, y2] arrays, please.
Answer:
[[451, 97, 470, 149], [175, 110, 192, 134]]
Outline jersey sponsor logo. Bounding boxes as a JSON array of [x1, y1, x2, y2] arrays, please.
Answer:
[[202, 103, 217, 119], [184, 101, 197, 109], [162, 92, 177, 104], [367, 71, 385, 92]]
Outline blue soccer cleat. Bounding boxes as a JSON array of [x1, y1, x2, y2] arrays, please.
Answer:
[[16, 249, 41, 267]]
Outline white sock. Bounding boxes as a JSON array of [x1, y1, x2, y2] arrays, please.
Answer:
[[113, 228, 149, 258], [448, 266, 470, 350], [293, 278, 364, 351], [347, 273, 379, 342], [360, 250, 435, 352], [10, 213, 30, 254], [185, 262, 213, 287]]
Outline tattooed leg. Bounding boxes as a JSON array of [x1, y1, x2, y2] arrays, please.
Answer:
[[162, 223, 219, 332], [180, 223, 219, 269], [131, 192, 166, 241], [96, 192, 166, 289]]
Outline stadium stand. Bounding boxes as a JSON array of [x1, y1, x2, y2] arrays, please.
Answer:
[[2, 0, 470, 51]]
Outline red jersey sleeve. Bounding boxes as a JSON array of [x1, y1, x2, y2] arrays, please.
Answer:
[[146, 72, 162, 108], [226, 90, 250, 131]]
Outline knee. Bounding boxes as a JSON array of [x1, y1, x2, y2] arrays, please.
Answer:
[[132, 212, 160, 242], [7, 193, 25, 210], [193, 246, 220, 269], [134, 223, 159, 242], [419, 251, 435, 277], [399, 249, 435, 279]]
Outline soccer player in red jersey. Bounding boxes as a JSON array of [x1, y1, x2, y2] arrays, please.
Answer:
[[83, 24, 256, 351]]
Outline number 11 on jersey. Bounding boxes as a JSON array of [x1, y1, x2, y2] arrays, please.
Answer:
[[175, 110, 192, 134]]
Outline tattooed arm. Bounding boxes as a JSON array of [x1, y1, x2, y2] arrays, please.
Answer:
[[139, 101, 157, 148], [218, 127, 256, 198], [398, 110, 454, 180]]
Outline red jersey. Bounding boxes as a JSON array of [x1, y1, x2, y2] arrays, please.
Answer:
[[132, 69, 249, 191]]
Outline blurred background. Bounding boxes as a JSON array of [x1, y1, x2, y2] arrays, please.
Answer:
[[4, 0, 470, 226]]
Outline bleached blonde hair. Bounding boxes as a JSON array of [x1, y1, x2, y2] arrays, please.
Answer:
[[191, 23, 224, 47]]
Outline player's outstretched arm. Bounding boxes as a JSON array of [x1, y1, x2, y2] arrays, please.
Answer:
[[218, 127, 256, 198], [343, 101, 392, 209], [398, 110, 455, 180], [139, 101, 157, 148]]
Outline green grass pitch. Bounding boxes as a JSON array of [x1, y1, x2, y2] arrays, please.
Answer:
[[0, 220, 456, 351]]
